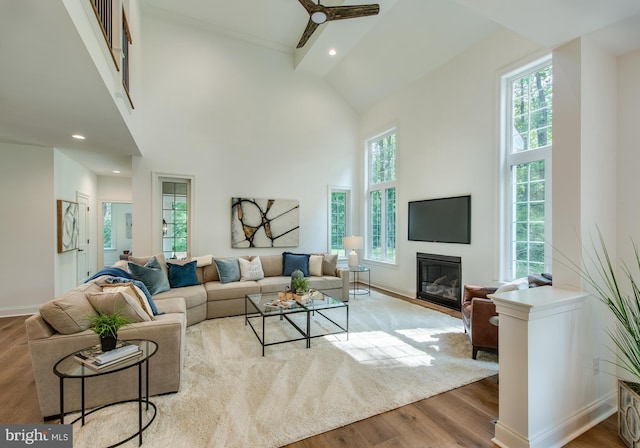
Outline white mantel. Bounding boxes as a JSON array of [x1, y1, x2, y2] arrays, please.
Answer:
[[489, 285, 614, 448]]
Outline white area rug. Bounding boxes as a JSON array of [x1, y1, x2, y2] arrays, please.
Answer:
[[72, 291, 498, 447]]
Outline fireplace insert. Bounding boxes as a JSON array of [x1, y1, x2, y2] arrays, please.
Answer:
[[416, 252, 461, 310]]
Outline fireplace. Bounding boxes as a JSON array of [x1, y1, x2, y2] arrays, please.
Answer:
[[416, 252, 461, 310]]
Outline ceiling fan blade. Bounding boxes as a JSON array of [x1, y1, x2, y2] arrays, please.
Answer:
[[326, 4, 380, 21], [296, 19, 320, 48], [297, 0, 318, 14]]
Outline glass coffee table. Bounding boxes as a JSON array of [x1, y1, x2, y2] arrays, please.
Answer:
[[245, 291, 348, 356]]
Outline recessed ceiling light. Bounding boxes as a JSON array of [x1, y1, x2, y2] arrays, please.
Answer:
[[329, 49, 337, 56], [71, 134, 86, 140], [112, 170, 121, 174]]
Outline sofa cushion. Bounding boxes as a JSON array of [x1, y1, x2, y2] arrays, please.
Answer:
[[205, 281, 260, 301], [39, 282, 102, 334], [309, 255, 323, 277], [101, 283, 156, 318], [87, 291, 152, 323], [239, 257, 264, 281], [214, 258, 241, 284], [256, 276, 291, 293], [129, 256, 171, 295], [153, 284, 207, 310], [260, 255, 283, 277], [282, 252, 310, 276], [167, 260, 199, 288], [192, 254, 213, 267]]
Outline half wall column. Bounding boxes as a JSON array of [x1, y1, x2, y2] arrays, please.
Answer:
[[490, 286, 588, 448]]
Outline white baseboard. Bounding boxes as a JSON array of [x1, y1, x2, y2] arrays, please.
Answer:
[[493, 391, 617, 448], [0, 305, 38, 318]]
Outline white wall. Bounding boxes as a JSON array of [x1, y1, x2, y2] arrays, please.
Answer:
[[131, 13, 359, 258], [359, 28, 543, 296], [0, 143, 55, 316], [54, 149, 97, 295]]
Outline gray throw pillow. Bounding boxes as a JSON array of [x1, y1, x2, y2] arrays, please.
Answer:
[[128, 256, 170, 295], [214, 258, 241, 284]]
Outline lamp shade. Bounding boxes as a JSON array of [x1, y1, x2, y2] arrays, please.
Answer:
[[343, 236, 363, 250], [343, 236, 363, 268]]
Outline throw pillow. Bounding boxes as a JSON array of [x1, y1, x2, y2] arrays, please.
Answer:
[[87, 291, 152, 323], [39, 283, 101, 334], [128, 253, 168, 276], [192, 254, 213, 267], [282, 252, 310, 276], [238, 257, 265, 281], [128, 256, 170, 295], [214, 258, 241, 284], [101, 283, 156, 318], [495, 277, 529, 293], [322, 253, 338, 276], [309, 255, 323, 277], [167, 260, 199, 288]]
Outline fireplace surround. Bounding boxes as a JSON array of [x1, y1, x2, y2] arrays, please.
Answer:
[[416, 252, 461, 310]]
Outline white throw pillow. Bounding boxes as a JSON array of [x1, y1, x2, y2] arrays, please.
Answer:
[[239, 257, 265, 281], [495, 277, 529, 293], [309, 255, 323, 277]]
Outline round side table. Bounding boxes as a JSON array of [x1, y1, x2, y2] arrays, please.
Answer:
[[53, 339, 158, 447]]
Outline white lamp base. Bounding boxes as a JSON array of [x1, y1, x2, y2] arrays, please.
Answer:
[[348, 250, 359, 269]]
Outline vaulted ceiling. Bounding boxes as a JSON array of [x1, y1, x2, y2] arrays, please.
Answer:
[[1, 0, 639, 176]]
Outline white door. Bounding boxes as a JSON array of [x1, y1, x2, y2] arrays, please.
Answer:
[[77, 193, 90, 284]]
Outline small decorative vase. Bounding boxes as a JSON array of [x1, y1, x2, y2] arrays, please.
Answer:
[[619, 380, 640, 447], [290, 269, 304, 291], [100, 335, 118, 352]]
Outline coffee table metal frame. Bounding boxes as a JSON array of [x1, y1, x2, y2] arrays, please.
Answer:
[[245, 291, 348, 356], [53, 339, 158, 448]]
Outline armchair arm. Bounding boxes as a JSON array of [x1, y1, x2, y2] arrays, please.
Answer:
[[469, 297, 498, 349], [462, 285, 498, 308]]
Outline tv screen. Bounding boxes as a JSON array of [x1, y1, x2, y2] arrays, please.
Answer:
[[408, 195, 471, 244]]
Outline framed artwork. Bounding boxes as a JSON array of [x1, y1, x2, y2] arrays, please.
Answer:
[[231, 198, 299, 248], [57, 200, 79, 253]]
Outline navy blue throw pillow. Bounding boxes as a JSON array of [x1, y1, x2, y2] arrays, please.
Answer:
[[168, 260, 199, 288], [282, 252, 310, 276]]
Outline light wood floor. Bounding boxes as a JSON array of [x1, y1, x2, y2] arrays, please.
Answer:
[[0, 308, 624, 447]]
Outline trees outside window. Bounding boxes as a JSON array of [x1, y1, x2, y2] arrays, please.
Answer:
[[367, 129, 397, 263], [162, 180, 190, 260], [502, 58, 552, 279], [329, 189, 350, 258]]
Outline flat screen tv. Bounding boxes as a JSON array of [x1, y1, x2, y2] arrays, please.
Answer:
[[408, 195, 471, 244]]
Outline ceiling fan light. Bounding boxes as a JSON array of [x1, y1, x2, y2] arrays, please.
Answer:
[[311, 11, 327, 24]]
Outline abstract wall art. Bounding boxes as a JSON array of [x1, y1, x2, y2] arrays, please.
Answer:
[[231, 198, 299, 248], [57, 199, 79, 253]]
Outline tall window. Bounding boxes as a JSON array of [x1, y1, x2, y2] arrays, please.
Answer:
[[367, 129, 397, 263], [162, 180, 190, 260], [103, 202, 114, 250], [329, 189, 350, 258], [502, 58, 552, 279]]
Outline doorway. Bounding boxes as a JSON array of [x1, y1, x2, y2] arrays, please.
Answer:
[[101, 202, 132, 268]]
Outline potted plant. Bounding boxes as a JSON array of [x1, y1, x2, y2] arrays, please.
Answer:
[[566, 229, 640, 447], [292, 277, 310, 294], [89, 310, 131, 352]]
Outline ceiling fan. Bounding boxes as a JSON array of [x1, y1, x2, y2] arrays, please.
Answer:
[[296, 0, 380, 48]]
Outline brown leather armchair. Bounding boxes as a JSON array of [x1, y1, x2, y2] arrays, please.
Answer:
[[462, 274, 552, 359], [461, 285, 499, 359]]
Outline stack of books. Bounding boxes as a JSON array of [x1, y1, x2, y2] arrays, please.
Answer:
[[74, 342, 142, 371]]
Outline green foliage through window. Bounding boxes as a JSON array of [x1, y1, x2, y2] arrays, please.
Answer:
[[368, 130, 397, 263], [330, 191, 347, 257]]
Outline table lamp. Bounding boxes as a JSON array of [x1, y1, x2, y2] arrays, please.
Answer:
[[343, 236, 363, 269]]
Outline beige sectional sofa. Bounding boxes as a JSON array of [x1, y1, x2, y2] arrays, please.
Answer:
[[25, 253, 347, 419], [149, 253, 348, 323]]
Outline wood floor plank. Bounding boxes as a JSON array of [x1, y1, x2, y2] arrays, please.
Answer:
[[0, 314, 626, 447]]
